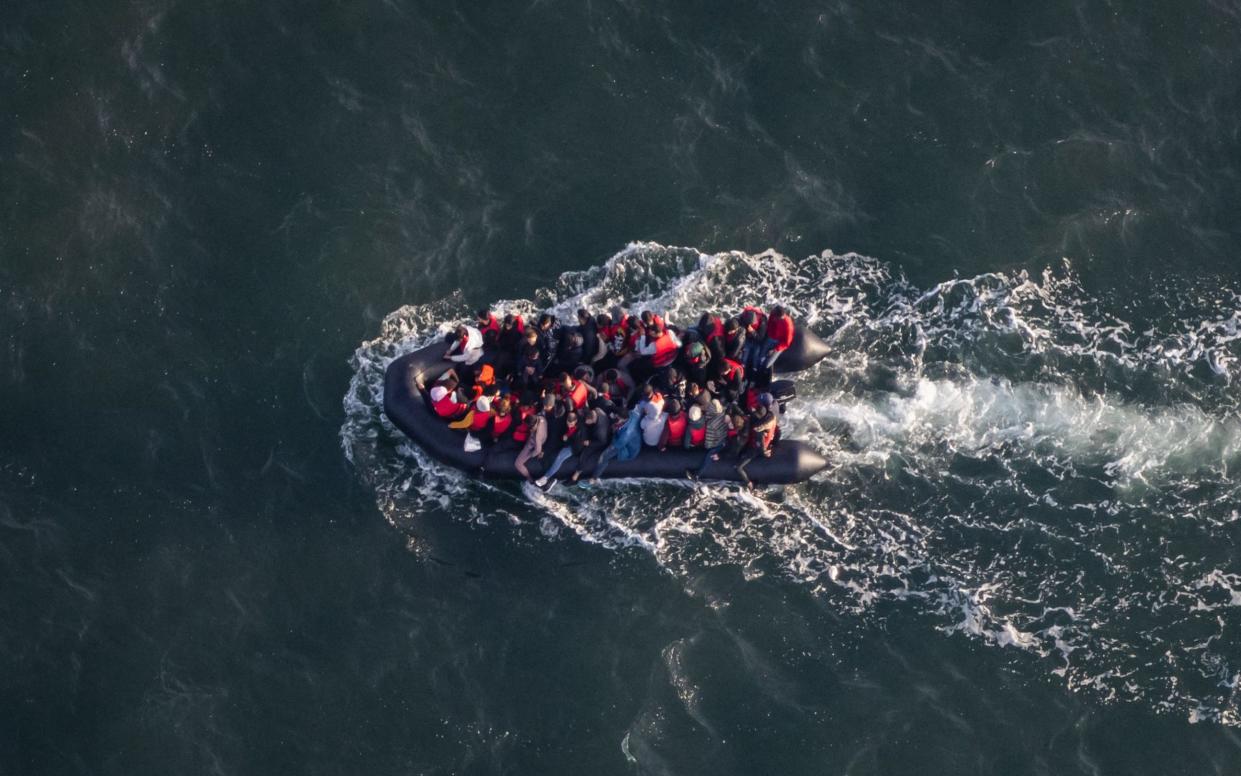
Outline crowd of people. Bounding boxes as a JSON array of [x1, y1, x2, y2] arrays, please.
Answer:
[[419, 303, 799, 490]]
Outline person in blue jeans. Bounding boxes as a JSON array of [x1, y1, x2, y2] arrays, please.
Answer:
[[591, 408, 642, 481]]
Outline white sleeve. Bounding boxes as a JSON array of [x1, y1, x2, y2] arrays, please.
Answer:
[[637, 336, 657, 356]]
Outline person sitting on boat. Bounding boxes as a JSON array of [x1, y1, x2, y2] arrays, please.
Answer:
[[738, 307, 768, 372], [556, 370, 596, 411], [513, 413, 547, 484], [428, 370, 469, 420], [753, 305, 795, 374], [714, 355, 746, 405], [444, 324, 484, 366], [463, 386, 497, 436], [684, 399, 731, 481], [476, 308, 500, 343], [722, 316, 746, 363], [566, 404, 612, 483], [639, 396, 667, 448], [640, 310, 665, 332], [635, 382, 665, 416], [697, 312, 727, 363], [553, 329, 585, 375], [632, 321, 680, 385], [535, 313, 560, 366], [658, 399, 688, 451], [680, 330, 712, 386], [480, 396, 514, 446], [498, 313, 525, 354], [590, 407, 642, 481], [683, 404, 707, 450], [686, 381, 713, 413], [576, 308, 602, 365], [736, 401, 779, 490], [515, 329, 546, 391]]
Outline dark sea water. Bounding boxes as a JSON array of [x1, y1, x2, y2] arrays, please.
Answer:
[[5, 1, 1241, 773]]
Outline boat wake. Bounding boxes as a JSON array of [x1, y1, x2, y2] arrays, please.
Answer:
[[342, 242, 1241, 726]]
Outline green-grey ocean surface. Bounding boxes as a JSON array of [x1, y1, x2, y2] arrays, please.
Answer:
[[4, 2, 1241, 774]]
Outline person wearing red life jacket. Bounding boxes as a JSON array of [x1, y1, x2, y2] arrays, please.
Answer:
[[556, 371, 596, 411], [680, 330, 713, 386], [633, 322, 681, 385], [467, 389, 496, 434], [722, 316, 747, 363], [476, 308, 501, 342], [735, 402, 778, 490], [683, 404, 707, 449], [424, 369, 466, 419], [755, 305, 796, 372], [685, 399, 732, 481], [482, 397, 514, 446], [714, 356, 746, 404], [497, 313, 526, 356], [640, 310, 665, 331], [658, 399, 688, 451], [697, 312, 727, 363]]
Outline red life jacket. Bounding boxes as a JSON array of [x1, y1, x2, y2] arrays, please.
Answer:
[[512, 408, 532, 442], [479, 314, 500, 339], [433, 389, 466, 418], [469, 404, 492, 432], [567, 379, 589, 409], [652, 332, 678, 368], [665, 413, 687, 445], [745, 388, 760, 411], [705, 316, 724, 342], [721, 358, 744, 381], [687, 422, 707, 447], [751, 421, 777, 450], [512, 315, 525, 334], [766, 314, 794, 351], [490, 412, 514, 438]]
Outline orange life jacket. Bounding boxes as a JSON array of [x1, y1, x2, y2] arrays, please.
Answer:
[[567, 379, 589, 409]]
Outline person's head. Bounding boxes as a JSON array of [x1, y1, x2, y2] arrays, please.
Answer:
[[523, 328, 538, 344], [502, 313, 516, 328], [577, 308, 590, 325], [686, 342, 705, 362], [648, 322, 664, 337], [666, 367, 682, 384], [439, 374, 459, 390], [697, 312, 714, 331], [688, 382, 702, 397], [758, 392, 774, 409], [476, 308, 492, 324], [666, 399, 682, 416], [642, 383, 655, 399], [770, 305, 786, 320], [541, 395, 557, 413], [640, 310, 656, 325], [559, 372, 573, 387], [688, 405, 703, 422], [731, 413, 748, 429], [596, 312, 612, 328], [752, 403, 770, 420], [739, 310, 755, 328], [568, 331, 584, 347], [682, 328, 700, 344], [585, 407, 599, 424], [494, 397, 511, 415], [537, 313, 555, 330], [455, 324, 469, 339], [603, 368, 620, 384], [725, 317, 741, 333]]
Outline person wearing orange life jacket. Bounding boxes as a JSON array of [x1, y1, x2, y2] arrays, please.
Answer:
[[754, 305, 796, 372], [428, 370, 469, 420], [640, 310, 666, 331], [683, 404, 707, 449], [658, 399, 688, 451]]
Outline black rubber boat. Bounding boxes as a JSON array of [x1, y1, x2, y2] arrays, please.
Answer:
[[382, 327, 831, 485]]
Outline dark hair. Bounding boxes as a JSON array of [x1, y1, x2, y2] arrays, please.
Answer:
[[538, 313, 555, 329], [770, 305, 785, 318], [596, 312, 612, 327], [503, 313, 517, 326], [476, 308, 491, 320], [666, 399, 682, 415], [455, 324, 468, 337], [739, 311, 755, 327], [577, 308, 590, 322], [725, 317, 741, 331]]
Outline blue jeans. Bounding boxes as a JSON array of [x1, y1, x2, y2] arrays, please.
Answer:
[[693, 443, 727, 477], [540, 447, 574, 481], [592, 446, 619, 479], [749, 337, 779, 371]]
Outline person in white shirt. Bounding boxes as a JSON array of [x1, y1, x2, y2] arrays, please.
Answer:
[[444, 324, 484, 365]]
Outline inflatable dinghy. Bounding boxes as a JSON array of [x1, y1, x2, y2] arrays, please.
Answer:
[[382, 327, 831, 485]]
